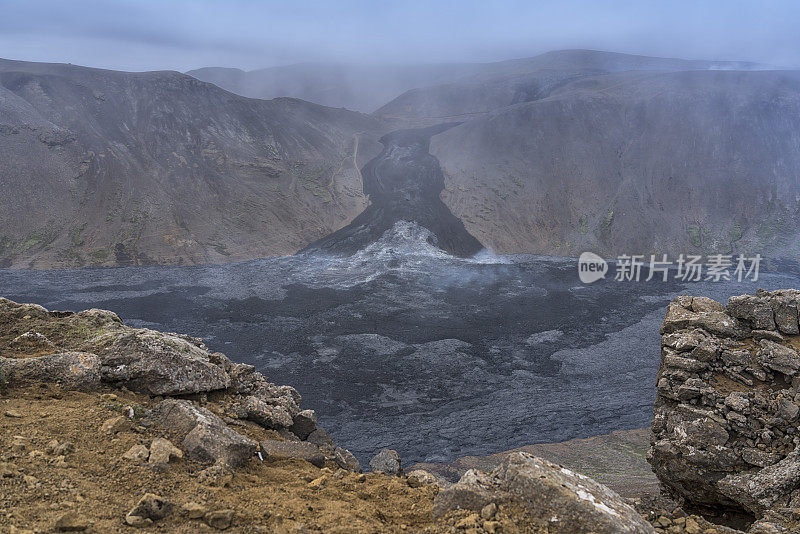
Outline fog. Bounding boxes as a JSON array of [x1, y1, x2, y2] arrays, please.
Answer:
[[1, 0, 799, 72]]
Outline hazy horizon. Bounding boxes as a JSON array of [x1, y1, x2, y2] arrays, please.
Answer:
[[2, 0, 800, 73]]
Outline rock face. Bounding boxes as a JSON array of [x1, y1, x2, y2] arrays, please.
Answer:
[[649, 290, 800, 531], [434, 452, 654, 533]]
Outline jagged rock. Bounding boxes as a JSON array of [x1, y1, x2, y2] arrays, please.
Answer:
[[89, 329, 231, 395], [434, 452, 654, 533], [260, 439, 326, 468], [650, 291, 800, 528], [74, 308, 122, 327], [289, 409, 318, 440], [45, 440, 74, 456], [306, 428, 334, 448], [728, 294, 777, 330], [148, 438, 183, 465], [205, 510, 234, 530], [125, 493, 171, 526], [370, 448, 401, 475], [0, 298, 49, 320], [717, 448, 800, 516], [100, 415, 131, 434], [755, 340, 800, 376], [182, 502, 207, 519], [333, 446, 362, 472], [144, 399, 257, 467], [232, 395, 292, 429], [183, 422, 257, 468], [0, 352, 101, 389], [143, 398, 215, 436], [407, 469, 438, 488], [122, 444, 150, 462], [54, 511, 89, 532]]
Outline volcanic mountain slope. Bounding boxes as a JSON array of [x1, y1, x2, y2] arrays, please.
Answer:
[[186, 62, 482, 114], [429, 69, 800, 259], [374, 49, 760, 122], [190, 50, 756, 116], [0, 58, 384, 268]]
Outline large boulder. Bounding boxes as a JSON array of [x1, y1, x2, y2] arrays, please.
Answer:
[[649, 291, 800, 530], [88, 329, 231, 395], [144, 399, 257, 467], [0, 352, 101, 389], [434, 452, 654, 533]]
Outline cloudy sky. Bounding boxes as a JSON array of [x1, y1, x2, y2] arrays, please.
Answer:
[[1, 0, 798, 72]]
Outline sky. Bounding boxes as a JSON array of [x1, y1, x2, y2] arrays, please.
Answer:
[[0, 0, 799, 72]]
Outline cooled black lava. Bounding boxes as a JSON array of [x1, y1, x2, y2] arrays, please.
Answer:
[[2, 235, 796, 466]]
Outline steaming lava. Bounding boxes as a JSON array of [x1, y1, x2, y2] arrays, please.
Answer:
[[302, 124, 483, 258]]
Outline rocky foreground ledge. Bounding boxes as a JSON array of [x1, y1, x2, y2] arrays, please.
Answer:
[[1, 295, 790, 533]]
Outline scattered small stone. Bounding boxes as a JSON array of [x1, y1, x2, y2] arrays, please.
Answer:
[[197, 459, 233, 487], [455, 513, 481, 529], [369, 448, 401, 476], [45, 440, 74, 456], [205, 509, 234, 530], [122, 444, 149, 462], [4, 410, 23, 418], [407, 469, 437, 488], [182, 502, 206, 519], [480, 502, 497, 520], [10, 436, 26, 453], [100, 415, 130, 434], [307, 474, 327, 489], [54, 511, 88, 532], [333, 446, 361, 472], [125, 493, 171, 527], [148, 438, 182, 465]]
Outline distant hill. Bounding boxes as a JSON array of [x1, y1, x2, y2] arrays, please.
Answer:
[[189, 50, 758, 115], [0, 58, 384, 268], [374, 49, 762, 121], [3, 50, 798, 268], [187, 62, 482, 113]]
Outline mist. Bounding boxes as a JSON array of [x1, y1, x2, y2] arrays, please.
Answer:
[[2, 0, 800, 72]]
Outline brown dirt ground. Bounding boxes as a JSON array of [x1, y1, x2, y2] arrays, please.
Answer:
[[0, 383, 547, 534]]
